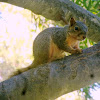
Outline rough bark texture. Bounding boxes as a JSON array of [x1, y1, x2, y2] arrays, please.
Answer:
[[0, 0, 100, 42], [0, 43, 100, 100]]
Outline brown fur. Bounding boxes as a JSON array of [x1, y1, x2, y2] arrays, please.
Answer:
[[9, 17, 87, 78], [49, 37, 64, 62], [66, 35, 82, 54]]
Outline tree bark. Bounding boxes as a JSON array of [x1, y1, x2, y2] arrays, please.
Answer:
[[0, 0, 100, 42], [0, 43, 100, 100]]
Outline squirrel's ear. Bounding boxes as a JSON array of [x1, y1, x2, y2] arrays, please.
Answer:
[[70, 17, 76, 26]]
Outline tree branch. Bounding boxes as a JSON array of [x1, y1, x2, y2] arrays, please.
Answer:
[[0, 0, 100, 42], [0, 43, 100, 100]]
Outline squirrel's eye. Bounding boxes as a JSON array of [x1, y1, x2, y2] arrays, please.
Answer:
[[74, 27, 78, 30]]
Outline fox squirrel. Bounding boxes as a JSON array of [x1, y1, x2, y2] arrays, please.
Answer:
[[10, 17, 88, 77]]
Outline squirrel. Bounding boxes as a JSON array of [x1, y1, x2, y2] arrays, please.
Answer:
[[10, 17, 88, 77]]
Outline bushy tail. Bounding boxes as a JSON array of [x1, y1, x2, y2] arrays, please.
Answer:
[[9, 62, 37, 78]]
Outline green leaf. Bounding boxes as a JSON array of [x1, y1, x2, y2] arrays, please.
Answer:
[[83, 0, 87, 8]]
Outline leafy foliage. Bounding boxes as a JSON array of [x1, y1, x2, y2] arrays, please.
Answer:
[[72, 0, 100, 16]]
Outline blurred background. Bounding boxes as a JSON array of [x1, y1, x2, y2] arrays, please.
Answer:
[[0, 0, 100, 100]]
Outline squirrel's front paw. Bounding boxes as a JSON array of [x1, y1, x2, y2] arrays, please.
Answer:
[[71, 49, 82, 54], [76, 49, 82, 53]]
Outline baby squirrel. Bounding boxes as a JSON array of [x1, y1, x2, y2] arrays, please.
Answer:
[[10, 17, 88, 77]]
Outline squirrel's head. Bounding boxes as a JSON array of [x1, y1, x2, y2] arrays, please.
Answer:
[[68, 17, 88, 41]]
